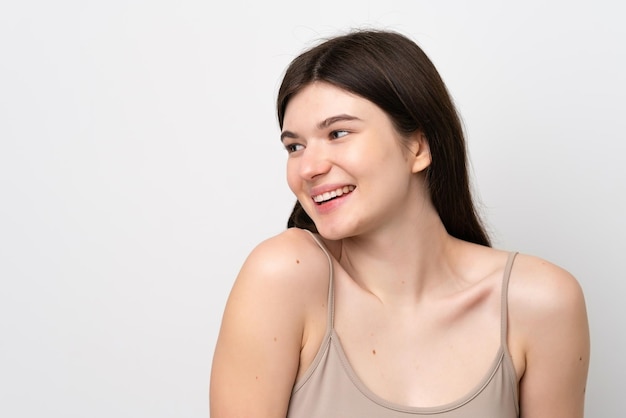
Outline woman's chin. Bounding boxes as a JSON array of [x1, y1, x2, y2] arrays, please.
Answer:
[[314, 222, 359, 241]]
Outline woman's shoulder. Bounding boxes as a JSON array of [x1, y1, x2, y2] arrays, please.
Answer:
[[506, 252, 588, 361], [250, 227, 324, 257], [505, 255, 590, 415], [508, 252, 586, 314], [236, 227, 332, 294], [211, 228, 333, 415]]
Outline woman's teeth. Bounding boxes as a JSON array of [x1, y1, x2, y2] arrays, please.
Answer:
[[313, 185, 355, 203]]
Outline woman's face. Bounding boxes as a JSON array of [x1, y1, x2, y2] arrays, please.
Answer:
[[281, 82, 430, 240]]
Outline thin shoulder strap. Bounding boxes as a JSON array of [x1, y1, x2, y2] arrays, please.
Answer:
[[500, 251, 519, 347], [304, 230, 336, 329]]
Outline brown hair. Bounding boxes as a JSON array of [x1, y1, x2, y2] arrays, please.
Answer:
[[277, 29, 491, 246]]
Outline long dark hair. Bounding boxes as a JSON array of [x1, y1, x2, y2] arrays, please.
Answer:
[[277, 29, 491, 247]]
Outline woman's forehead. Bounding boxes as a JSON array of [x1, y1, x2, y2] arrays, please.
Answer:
[[283, 83, 378, 127]]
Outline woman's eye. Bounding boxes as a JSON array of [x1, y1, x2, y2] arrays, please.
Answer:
[[330, 130, 349, 139], [285, 143, 304, 153]]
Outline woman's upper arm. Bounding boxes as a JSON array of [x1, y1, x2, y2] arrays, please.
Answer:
[[514, 257, 590, 418], [210, 233, 314, 418]]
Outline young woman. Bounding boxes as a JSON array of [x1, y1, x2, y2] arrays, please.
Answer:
[[210, 29, 589, 417]]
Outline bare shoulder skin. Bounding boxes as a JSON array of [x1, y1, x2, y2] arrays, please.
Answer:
[[507, 254, 590, 418], [209, 228, 331, 418]]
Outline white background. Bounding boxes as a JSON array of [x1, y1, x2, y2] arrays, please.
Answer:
[[1, 1, 624, 417]]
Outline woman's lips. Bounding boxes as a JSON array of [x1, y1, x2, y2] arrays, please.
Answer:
[[312, 185, 356, 204]]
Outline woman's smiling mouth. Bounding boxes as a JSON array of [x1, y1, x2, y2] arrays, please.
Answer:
[[312, 185, 356, 204]]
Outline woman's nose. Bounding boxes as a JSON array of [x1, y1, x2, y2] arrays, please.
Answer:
[[298, 143, 332, 180]]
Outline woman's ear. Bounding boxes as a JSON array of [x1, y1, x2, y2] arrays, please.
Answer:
[[409, 131, 432, 173]]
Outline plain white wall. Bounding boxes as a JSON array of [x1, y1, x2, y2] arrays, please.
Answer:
[[1, 0, 624, 416]]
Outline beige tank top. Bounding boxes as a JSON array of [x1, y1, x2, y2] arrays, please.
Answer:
[[287, 232, 520, 417]]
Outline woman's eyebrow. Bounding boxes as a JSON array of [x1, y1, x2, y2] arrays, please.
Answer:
[[317, 114, 360, 129], [281, 114, 361, 142], [280, 130, 298, 143]]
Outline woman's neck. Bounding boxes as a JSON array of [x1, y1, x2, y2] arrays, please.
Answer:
[[335, 208, 464, 305]]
